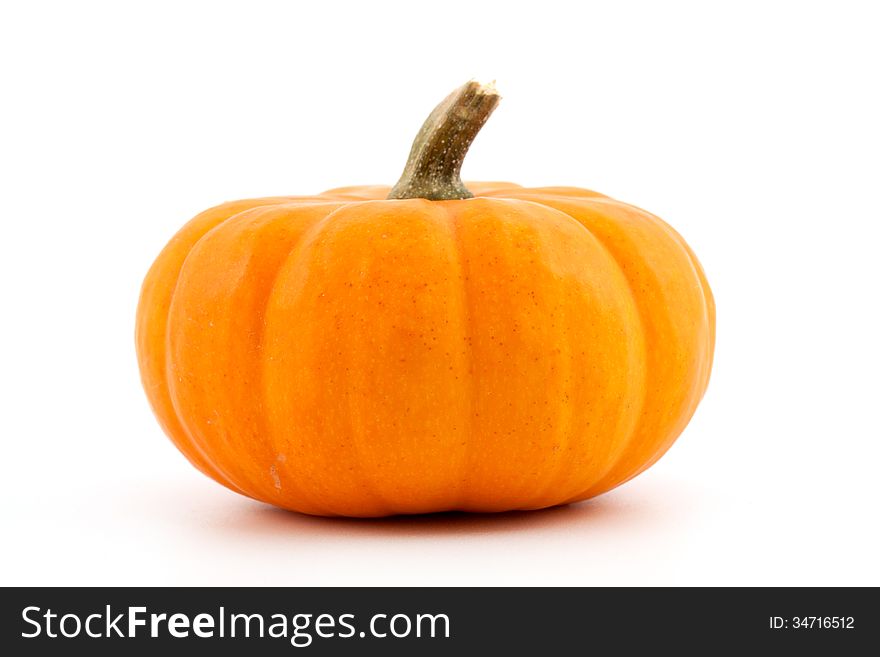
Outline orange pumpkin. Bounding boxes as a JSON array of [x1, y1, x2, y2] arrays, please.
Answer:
[[136, 82, 715, 517]]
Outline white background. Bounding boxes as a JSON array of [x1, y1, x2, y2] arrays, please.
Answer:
[[2, 1, 878, 586]]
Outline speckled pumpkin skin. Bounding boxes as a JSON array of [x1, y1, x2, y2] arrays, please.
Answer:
[[136, 182, 715, 517]]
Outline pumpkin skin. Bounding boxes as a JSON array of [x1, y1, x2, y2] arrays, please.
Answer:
[[136, 181, 715, 517]]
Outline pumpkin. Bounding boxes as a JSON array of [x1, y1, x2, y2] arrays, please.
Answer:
[[136, 81, 715, 517]]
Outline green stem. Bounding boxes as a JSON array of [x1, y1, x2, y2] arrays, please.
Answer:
[[388, 81, 501, 201]]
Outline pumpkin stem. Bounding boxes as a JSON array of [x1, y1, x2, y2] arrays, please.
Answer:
[[388, 80, 500, 201]]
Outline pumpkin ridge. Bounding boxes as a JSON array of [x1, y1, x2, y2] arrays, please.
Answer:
[[160, 200, 330, 496], [485, 198, 578, 510], [263, 201, 406, 516], [244, 198, 351, 514], [493, 198, 629, 508], [340, 201, 472, 516], [220, 203, 347, 511], [599, 201, 714, 487], [151, 200, 296, 495], [641, 213, 714, 397], [488, 196, 648, 505], [444, 201, 479, 512], [552, 197, 708, 500], [642, 213, 716, 396], [510, 197, 650, 505], [607, 207, 715, 484], [138, 207, 238, 490], [163, 205, 292, 499]]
